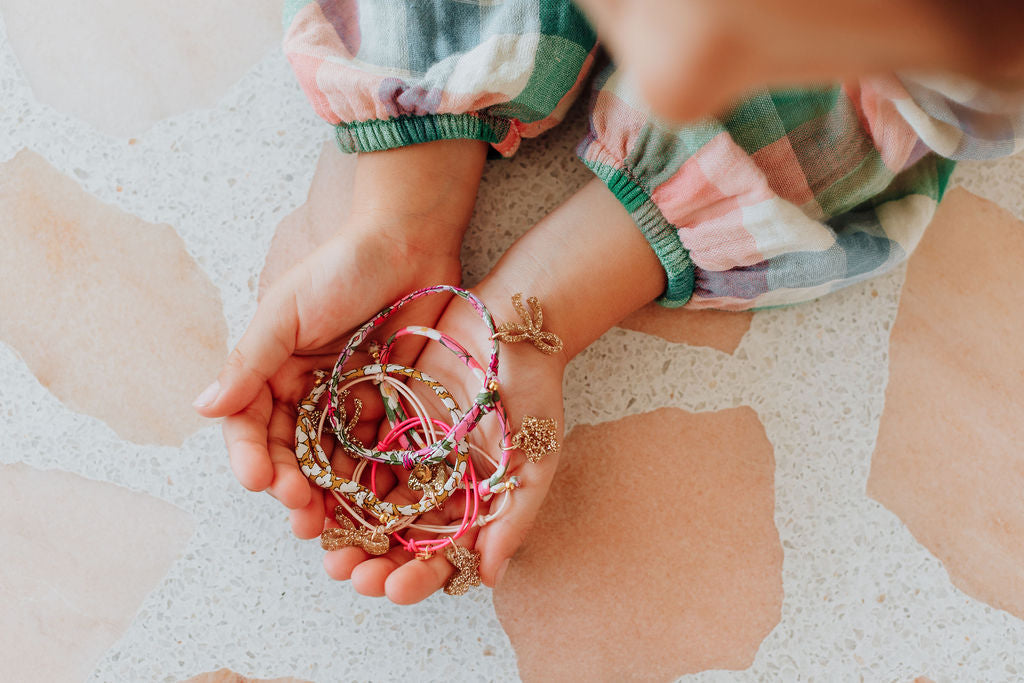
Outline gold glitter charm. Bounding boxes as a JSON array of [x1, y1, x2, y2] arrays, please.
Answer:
[[511, 415, 560, 463], [333, 388, 364, 453], [443, 545, 481, 596], [320, 507, 389, 555], [408, 462, 450, 510], [492, 293, 563, 355]]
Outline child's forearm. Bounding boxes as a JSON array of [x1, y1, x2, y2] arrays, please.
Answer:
[[476, 179, 666, 360], [347, 139, 488, 260]]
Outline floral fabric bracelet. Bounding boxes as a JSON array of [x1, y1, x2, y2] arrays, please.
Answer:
[[325, 286, 500, 468], [293, 285, 564, 593]]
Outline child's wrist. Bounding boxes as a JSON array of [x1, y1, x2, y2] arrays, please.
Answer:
[[345, 139, 488, 258], [474, 180, 665, 362]]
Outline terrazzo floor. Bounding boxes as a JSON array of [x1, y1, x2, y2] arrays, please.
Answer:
[[1, 4, 1022, 682]]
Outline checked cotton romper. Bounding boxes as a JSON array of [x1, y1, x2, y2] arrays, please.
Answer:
[[282, 0, 1024, 310]]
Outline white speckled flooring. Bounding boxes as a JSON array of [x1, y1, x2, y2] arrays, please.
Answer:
[[1, 6, 1023, 682]]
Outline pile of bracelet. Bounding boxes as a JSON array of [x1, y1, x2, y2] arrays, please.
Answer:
[[293, 285, 563, 596]]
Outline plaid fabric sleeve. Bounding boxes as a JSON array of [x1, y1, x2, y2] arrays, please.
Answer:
[[577, 66, 1024, 310], [282, 0, 596, 157], [868, 72, 1024, 160]]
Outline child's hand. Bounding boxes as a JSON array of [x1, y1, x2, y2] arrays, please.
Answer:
[[320, 287, 568, 603], [193, 140, 487, 528], [322, 179, 667, 603]]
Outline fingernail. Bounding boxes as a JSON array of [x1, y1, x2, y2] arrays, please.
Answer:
[[495, 558, 511, 586], [192, 380, 220, 408]]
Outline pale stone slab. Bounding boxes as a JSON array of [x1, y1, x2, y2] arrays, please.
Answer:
[[182, 669, 313, 683], [493, 406, 782, 681], [869, 187, 1024, 619], [0, 0, 281, 136], [0, 149, 227, 446], [0, 463, 194, 683], [618, 304, 754, 353]]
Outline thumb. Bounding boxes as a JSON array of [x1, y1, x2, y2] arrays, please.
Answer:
[[193, 280, 298, 417]]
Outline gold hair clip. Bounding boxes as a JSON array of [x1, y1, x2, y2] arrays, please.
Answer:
[[492, 293, 563, 355], [443, 545, 482, 596], [511, 415, 560, 463], [320, 508, 389, 555]]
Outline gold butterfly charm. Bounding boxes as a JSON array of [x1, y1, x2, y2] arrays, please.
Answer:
[[320, 507, 389, 555], [443, 545, 482, 596], [492, 293, 564, 355]]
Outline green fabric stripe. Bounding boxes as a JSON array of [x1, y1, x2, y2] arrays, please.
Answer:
[[334, 114, 509, 153], [538, 0, 598, 50], [583, 161, 695, 307], [870, 154, 957, 207], [721, 91, 787, 155], [499, 35, 588, 123], [625, 118, 721, 189], [935, 157, 957, 197], [769, 87, 841, 133], [815, 151, 891, 216]]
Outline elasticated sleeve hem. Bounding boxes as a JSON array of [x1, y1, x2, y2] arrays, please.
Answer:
[[580, 147, 695, 308], [336, 113, 512, 154], [284, 0, 596, 158]]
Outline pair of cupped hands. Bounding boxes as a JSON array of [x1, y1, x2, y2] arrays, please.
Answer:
[[191, 140, 573, 604]]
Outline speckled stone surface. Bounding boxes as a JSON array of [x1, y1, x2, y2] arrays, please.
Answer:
[[1, 5, 1023, 682]]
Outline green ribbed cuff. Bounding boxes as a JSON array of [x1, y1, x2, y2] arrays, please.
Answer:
[[335, 113, 511, 153], [583, 161, 695, 307]]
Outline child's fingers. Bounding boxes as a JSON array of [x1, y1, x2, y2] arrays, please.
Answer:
[[383, 552, 453, 604], [323, 546, 370, 581], [220, 384, 275, 492], [320, 512, 370, 580], [350, 548, 407, 597], [384, 531, 479, 605], [289, 486, 326, 539], [193, 270, 304, 418], [266, 400, 312, 509], [474, 451, 560, 587]]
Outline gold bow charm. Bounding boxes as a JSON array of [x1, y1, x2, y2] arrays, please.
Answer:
[[492, 293, 563, 355], [320, 507, 389, 555]]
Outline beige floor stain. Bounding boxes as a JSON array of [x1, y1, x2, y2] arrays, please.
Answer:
[[868, 187, 1024, 619], [181, 669, 313, 683], [493, 406, 782, 682], [0, 463, 194, 683], [0, 149, 227, 446], [0, 0, 281, 136], [618, 304, 754, 353], [259, 142, 357, 297]]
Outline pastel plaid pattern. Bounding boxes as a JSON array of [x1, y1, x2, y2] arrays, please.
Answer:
[[283, 0, 596, 156], [283, 1, 1024, 310], [575, 68, 1008, 309]]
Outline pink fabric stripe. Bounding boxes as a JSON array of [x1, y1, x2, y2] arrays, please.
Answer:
[[313, 59, 393, 122], [586, 90, 646, 164], [845, 78, 920, 173], [287, 53, 341, 124], [518, 47, 598, 139], [750, 135, 818, 210], [684, 294, 761, 312], [652, 133, 772, 271]]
